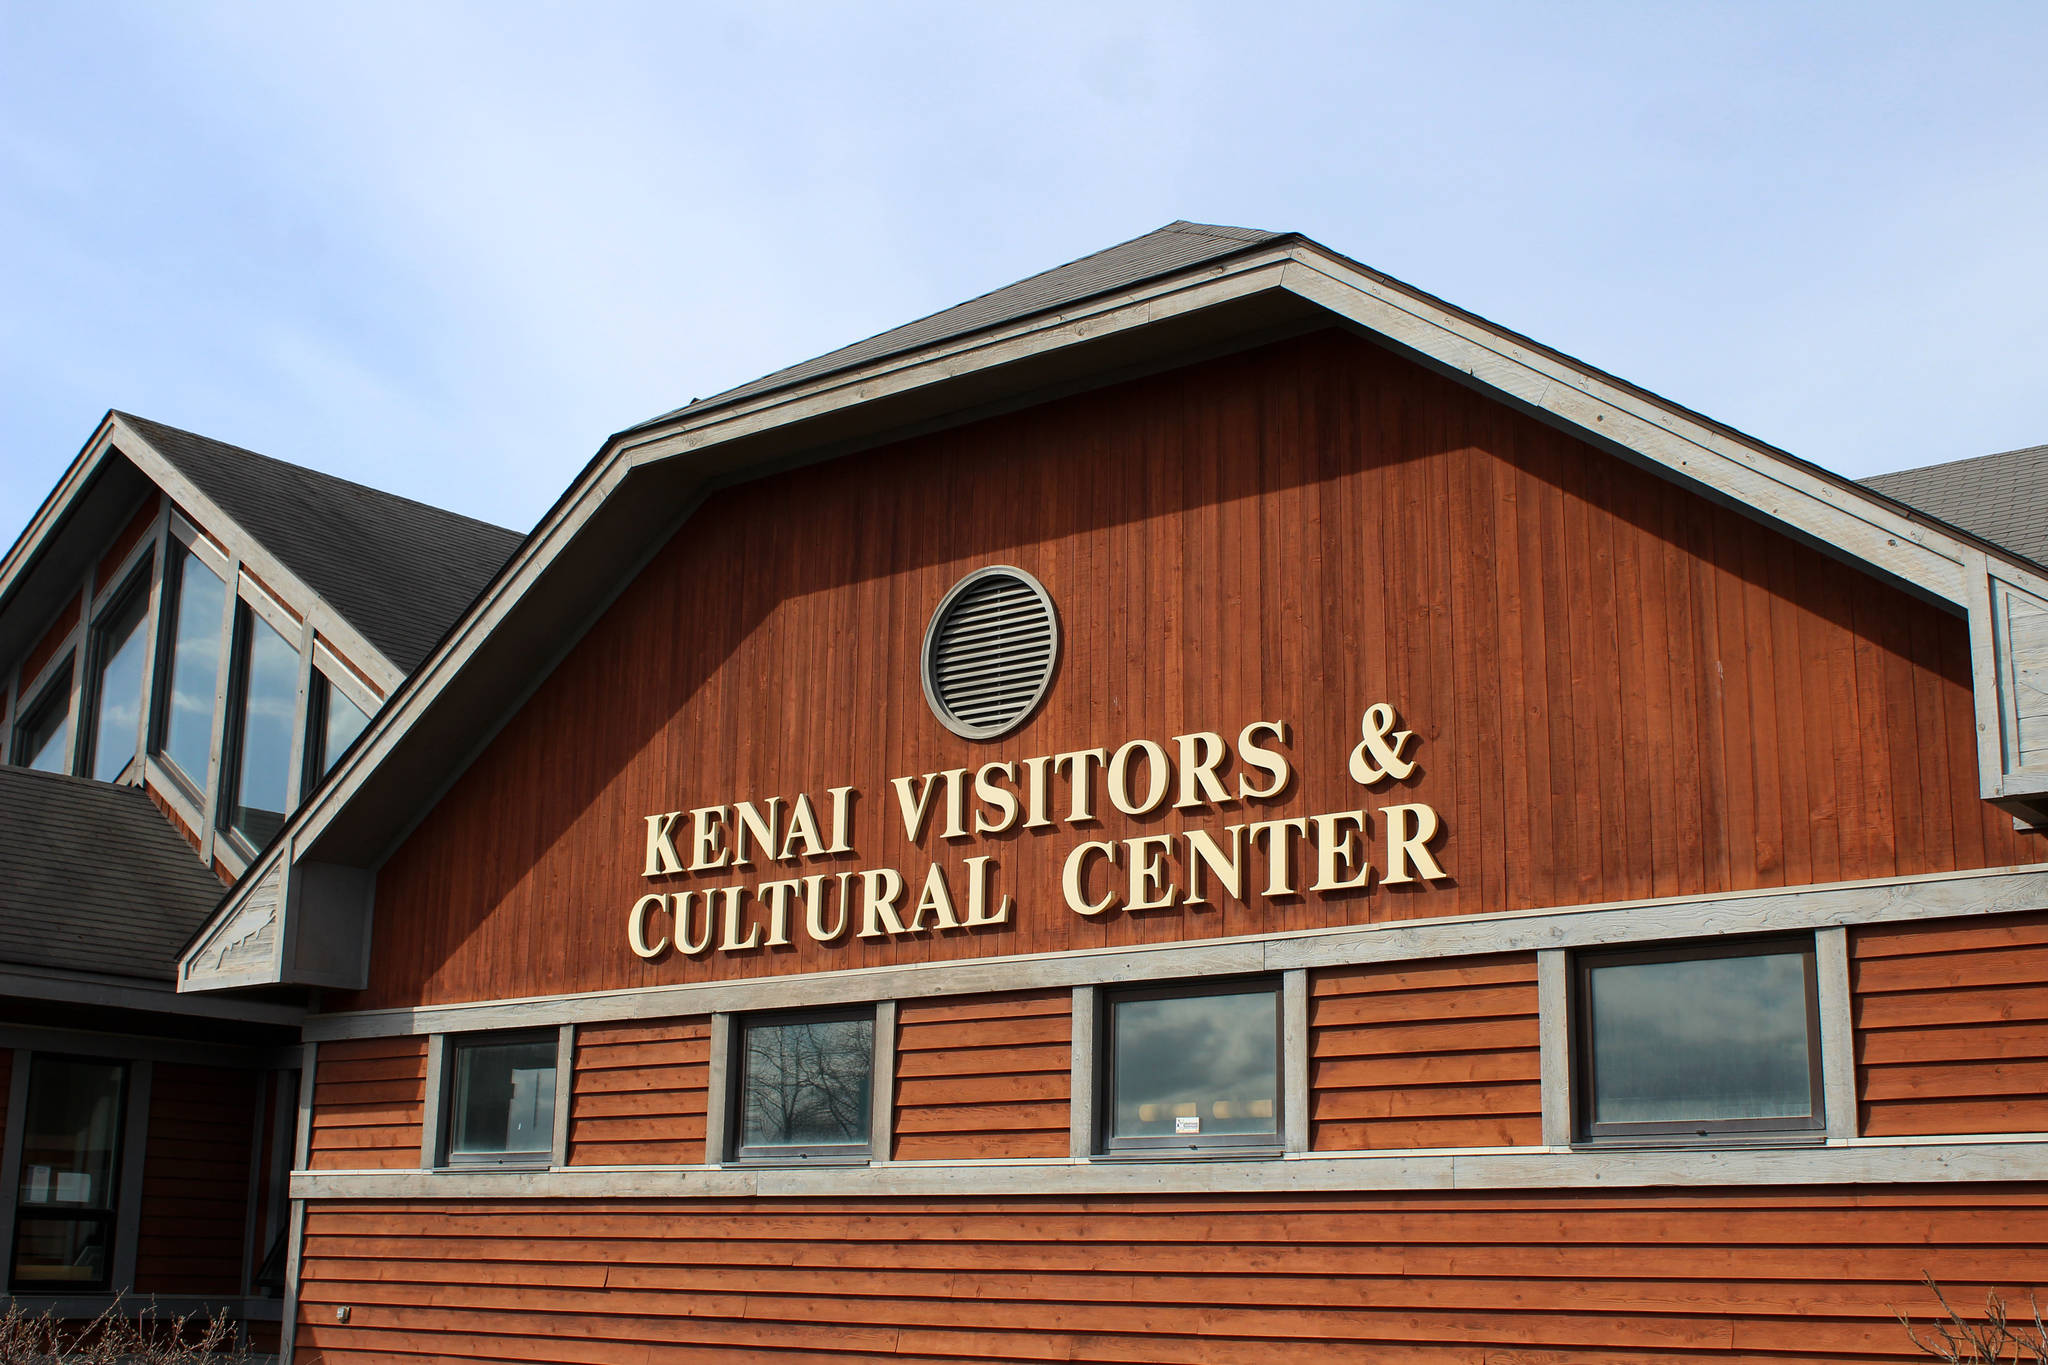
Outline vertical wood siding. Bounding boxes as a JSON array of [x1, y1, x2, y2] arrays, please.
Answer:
[[134, 1063, 257, 1293], [308, 1037, 427, 1171], [1309, 953, 1542, 1150], [291, 1188, 2048, 1363], [567, 1019, 710, 1165], [347, 330, 2041, 1013], [893, 989, 1071, 1160], [1851, 912, 2048, 1137]]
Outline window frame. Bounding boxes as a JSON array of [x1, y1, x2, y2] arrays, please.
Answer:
[[435, 1029, 564, 1171], [214, 599, 300, 858], [1095, 976, 1285, 1156], [304, 663, 374, 788], [10, 659, 75, 774], [147, 534, 229, 801], [726, 1006, 879, 1164], [79, 565, 154, 785], [1570, 935, 1827, 1144], [7, 1054, 129, 1294]]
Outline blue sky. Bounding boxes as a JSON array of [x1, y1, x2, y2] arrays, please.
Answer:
[[4, 2, 2045, 542]]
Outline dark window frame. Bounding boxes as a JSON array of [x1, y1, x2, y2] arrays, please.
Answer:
[[79, 564, 154, 784], [1096, 976, 1285, 1155], [727, 1006, 877, 1164], [10, 658, 74, 773], [1571, 935, 1826, 1144], [438, 1029, 560, 1170], [8, 1054, 129, 1294]]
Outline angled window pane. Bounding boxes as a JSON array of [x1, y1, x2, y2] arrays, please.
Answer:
[[224, 606, 298, 850], [448, 1037, 556, 1163], [11, 1057, 125, 1290], [14, 667, 72, 773], [1108, 985, 1279, 1147], [157, 547, 226, 788], [738, 1015, 873, 1154], [313, 674, 372, 780], [88, 582, 150, 782]]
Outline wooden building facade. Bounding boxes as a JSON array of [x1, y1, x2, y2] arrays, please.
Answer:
[[175, 223, 2048, 1361]]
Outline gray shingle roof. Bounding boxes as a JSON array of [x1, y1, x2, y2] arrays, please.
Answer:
[[1863, 443, 2048, 571], [0, 766, 227, 981], [637, 221, 1285, 428], [116, 414, 525, 674]]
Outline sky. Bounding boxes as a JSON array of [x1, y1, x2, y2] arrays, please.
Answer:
[[3, 2, 2046, 544]]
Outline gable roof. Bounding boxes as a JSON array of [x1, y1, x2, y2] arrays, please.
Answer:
[[115, 414, 526, 674], [0, 765, 228, 981], [1864, 444, 2048, 572], [640, 222, 1286, 428]]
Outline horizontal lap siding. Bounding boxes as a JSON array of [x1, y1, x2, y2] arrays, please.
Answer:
[[1851, 912, 2048, 1137], [893, 990, 1071, 1160], [309, 1037, 427, 1170], [135, 1063, 258, 1293], [1310, 953, 1542, 1150], [293, 1187, 2048, 1363], [569, 1019, 709, 1165]]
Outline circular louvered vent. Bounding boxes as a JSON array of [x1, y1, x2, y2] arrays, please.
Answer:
[[921, 567, 1059, 740]]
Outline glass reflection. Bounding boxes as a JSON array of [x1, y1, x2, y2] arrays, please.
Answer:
[[741, 1017, 873, 1149], [450, 1039, 556, 1158], [1112, 989, 1278, 1140], [89, 586, 149, 782], [315, 675, 371, 779], [226, 607, 298, 849], [13, 1057, 123, 1287], [1586, 951, 1814, 1125], [16, 673, 70, 773], [159, 549, 225, 787]]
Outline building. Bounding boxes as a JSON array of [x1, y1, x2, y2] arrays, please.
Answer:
[[10, 221, 2047, 1360], [0, 414, 519, 1344]]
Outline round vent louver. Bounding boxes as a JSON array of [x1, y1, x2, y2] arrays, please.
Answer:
[[921, 566, 1059, 740]]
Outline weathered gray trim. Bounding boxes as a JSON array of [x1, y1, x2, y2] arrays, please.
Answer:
[[1282, 969, 1309, 1154], [419, 1032, 448, 1169], [111, 1059, 151, 1291], [198, 540, 239, 868], [702, 1013, 731, 1165], [1815, 927, 1858, 1141], [871, 1000, 897, 1161], [0, 1049, 30, 1255], [296, 864, 2048, 1042], [1069, 985, 1095, 1160], [1537, 949, 1572, 1147], [292, 1042, 317, 1169], [0, 1024, 287, 1069], [550, 1024, 576, 1168], [278, 1201, 305, 1363], [0, 967, 303, 1026], [290, 1135, 2048, 1200]]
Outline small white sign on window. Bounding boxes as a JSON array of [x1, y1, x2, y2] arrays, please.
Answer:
[[1174, 1115, 1200, 1135]]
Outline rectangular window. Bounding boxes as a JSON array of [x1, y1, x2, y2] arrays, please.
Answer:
[[1574, 938, 1824, 1141], [10, 1057, 126, 1291], [443, 1034, 558, 1167], [732, 1010, 874, 1161], [1100, 979, 1281, 1153], [306, 671, 372, 783], [153, 543, 226, 791], [84, 572, 151, 782], [11, 664, 72, 773], [220, 602, 299, 851]]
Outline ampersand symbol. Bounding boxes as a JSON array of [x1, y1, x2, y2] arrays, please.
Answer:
[[1349, 702, 1418, 786]]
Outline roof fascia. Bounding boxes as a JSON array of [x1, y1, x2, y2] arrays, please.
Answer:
[[178, 237, 2048, 991], [0, 961, 302, 1026]]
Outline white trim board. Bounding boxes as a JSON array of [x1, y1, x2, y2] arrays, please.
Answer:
[[291, 1135, 2048, 1201], [296, 862, 2048, 1042]]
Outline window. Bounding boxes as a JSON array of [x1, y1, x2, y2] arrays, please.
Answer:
[[154, 543, 226, 790], [443, 1034, 558, 1167], [11, 665, 72, 773], [1574, 938, 1824, 1141], [84, 573, 151, 782], [219, 603, 299, 851], [731, 1010, 874, 1161], [306, 671, 371, 783], [1099, 979, 1281, 1153], [10, 1057, 126, 1291]]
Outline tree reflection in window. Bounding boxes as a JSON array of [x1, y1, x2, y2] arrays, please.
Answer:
[[737, 1015, 872, 1155]]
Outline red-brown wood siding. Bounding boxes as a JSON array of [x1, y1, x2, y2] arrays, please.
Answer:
[[291, 1187, 2048, 1363], [567, 1019, 709, 1165], [893, 989, 1071, 1160], [134, 1063, 257, 1294], [1310, 953, 1542, 1150], [345, 330, 2042, 1013], [1851, 912, 2048, 1137], [308, 1038, 427, 1171], [144, 779, 206, 859], [20, 591, 80, 690], [95, 494, 160, 592]]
